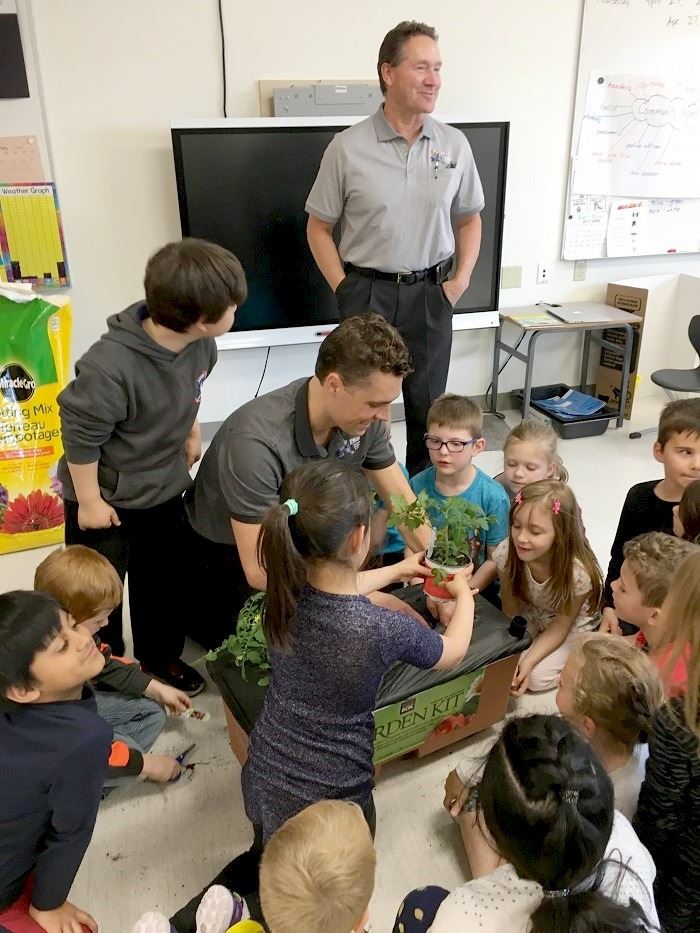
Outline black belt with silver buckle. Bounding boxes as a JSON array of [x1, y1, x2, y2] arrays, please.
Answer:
[[345, 256, 453, 286]]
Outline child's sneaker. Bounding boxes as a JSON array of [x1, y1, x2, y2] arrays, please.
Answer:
[[196, 884, 248, 933], [130, 912, 172, 933]]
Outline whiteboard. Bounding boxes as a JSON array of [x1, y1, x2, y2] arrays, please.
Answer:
[[562, 0, 700, 260]]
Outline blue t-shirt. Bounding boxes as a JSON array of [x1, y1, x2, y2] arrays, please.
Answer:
[[409, 465, 510, 566]]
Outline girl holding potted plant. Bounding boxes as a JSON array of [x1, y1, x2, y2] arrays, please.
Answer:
[[494, 479, 603, 696], [242, 459, 476, 844]]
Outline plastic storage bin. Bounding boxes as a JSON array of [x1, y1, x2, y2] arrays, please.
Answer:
[[512, 383, 617, 439]]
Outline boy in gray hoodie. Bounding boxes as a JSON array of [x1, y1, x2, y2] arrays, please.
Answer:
[[57, 238, 247, 695]]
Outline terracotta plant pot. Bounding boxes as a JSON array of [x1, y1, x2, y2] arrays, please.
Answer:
[[423, 557, 473, 602]]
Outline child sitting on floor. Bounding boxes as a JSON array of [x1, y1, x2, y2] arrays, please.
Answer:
[[493, 480, 602, 695], [494, 418, 568, 500], [132, 800, 373, 933], [635, 550, 700, 933], [260, 800, 375, 933], [601, 397, 700, 634], [0, 591, 111, 933], [609, 533, 697, 688], [35, 545, 191, 787], [673, 477, 700, 542], [555, 633, 663, 820], [403, 714, 658, 932], [410, 393, 510, 596]]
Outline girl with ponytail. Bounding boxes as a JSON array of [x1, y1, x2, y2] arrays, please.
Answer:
[[242, 459, 476, 844], [396, 714, 659, 933]]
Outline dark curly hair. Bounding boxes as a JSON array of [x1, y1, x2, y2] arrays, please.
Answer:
[[315, 313, 412, 387]]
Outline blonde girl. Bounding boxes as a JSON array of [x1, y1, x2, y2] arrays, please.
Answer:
[[493, 480, 603, 694], [635, 551, 700, 932], [556, 633, 664, 820], [495, 419, 568, 500]]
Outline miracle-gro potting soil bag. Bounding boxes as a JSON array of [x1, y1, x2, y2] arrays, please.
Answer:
[[0, 289, 71, 554]]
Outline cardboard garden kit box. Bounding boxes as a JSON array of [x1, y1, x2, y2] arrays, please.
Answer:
[[595, 283, 648, 420], [209, 590, 530, 770]]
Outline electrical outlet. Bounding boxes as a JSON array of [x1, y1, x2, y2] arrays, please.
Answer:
[[573, 260, 587, 282], [536, 262, 550, 285]]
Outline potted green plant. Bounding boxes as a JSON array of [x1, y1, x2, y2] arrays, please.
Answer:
[[387, 491, 494, 602]]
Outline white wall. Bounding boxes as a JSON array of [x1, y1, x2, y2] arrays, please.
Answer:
[[26, 0, 700, 420]]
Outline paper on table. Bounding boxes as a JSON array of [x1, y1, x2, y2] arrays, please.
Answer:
[[506, 310, 560, 327], [0, 136, 45, 183]]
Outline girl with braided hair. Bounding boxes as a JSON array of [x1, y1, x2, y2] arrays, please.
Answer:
[[556, 633, 664, 820], [396, 714, 659, 933]]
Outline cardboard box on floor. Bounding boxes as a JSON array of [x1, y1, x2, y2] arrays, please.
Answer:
[[595, 283, 648, 419], [221, 653, 520, 771]]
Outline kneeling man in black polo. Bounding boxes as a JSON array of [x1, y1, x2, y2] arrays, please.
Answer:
[[184, 313, 430, 648]]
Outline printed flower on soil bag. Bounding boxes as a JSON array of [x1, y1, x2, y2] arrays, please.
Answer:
[[1, 490, 64, 533], [0, 484, 8, 523]]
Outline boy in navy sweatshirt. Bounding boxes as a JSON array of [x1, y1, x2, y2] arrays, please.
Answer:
[[57, 238, 247, 695], [0, 590, 111, 932]]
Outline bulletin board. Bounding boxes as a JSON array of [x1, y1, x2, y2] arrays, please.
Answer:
[[563, 0, 700, 260]]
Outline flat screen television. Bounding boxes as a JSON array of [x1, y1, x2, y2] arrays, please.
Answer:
[[172, 117, 508, 348]]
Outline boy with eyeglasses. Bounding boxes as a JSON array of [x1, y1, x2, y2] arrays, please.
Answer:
[[410, 394, 510, 598]]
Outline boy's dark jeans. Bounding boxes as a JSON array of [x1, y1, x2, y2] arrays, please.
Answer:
[[63, 495, 187, 664]]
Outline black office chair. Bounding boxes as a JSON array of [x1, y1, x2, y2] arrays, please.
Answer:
[[630, 314, 700, 438]]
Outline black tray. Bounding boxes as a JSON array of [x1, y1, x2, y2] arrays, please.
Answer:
[[512, 383, 617, 439]]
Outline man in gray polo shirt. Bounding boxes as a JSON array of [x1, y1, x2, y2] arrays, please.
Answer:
[[306, 21, 484, 475], [184, 314, 428, 648]]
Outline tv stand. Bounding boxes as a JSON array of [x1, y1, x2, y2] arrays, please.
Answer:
[[215, 309, 498, 351]]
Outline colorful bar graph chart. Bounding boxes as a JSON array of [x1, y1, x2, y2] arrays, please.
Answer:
[[0, 183, 70, 287]]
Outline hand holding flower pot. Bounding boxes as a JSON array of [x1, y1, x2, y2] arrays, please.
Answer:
[[388, 491, 494, 603]]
